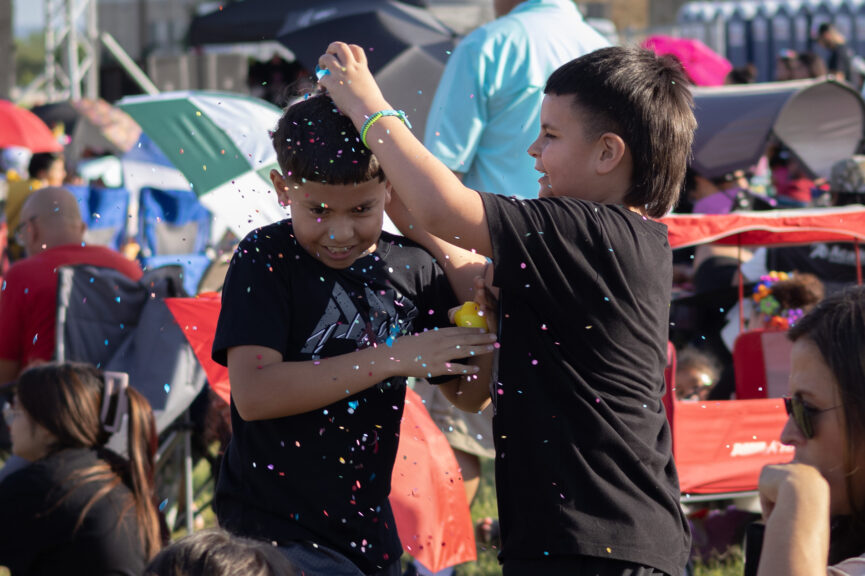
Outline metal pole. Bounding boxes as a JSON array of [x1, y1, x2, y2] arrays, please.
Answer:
[[67, 0, 80, 100], [183, 410, 194, 534], [100, 32, 160, 95], [86, 0, 98, 98]]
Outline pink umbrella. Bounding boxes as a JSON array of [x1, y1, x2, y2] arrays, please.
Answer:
[[642, 35, 733, 87]]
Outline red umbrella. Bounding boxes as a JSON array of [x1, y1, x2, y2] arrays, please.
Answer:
[[642, 35, 733, 87], [164, 295, 477, 572], [0, 99, 63, 152]]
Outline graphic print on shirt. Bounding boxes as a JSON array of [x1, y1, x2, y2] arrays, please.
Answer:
[[301, 282, 418, 357]]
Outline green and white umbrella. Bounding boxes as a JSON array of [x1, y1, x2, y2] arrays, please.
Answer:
[[118, 91, 286, 238]]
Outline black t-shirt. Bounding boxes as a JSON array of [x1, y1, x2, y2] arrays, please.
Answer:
[[481, 193, 690, 575], [211, 220, 456, 575], [0, 448, 148, 575]]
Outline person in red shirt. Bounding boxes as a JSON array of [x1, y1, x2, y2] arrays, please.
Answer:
[[0, 186, 142, 384]]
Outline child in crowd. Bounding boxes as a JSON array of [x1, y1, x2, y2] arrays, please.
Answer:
[[675, 346, 722, 401], [145, 528, 297, 576], [318, 44, 695, 575], [211, 94, 496, 576]]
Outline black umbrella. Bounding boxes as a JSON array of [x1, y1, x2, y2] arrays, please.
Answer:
[[188, 0, 428, 46], [276, 0, 458, 137]]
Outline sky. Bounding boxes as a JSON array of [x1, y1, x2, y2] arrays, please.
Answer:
[[14, 0, 45, 37]]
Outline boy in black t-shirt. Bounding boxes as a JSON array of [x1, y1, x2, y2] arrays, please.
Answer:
[[318, 45, 697, 575], [211, 94, 496, 576]]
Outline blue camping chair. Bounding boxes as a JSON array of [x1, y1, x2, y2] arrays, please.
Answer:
[[138, 187, 212, 295], [67, 185, 131, 251]]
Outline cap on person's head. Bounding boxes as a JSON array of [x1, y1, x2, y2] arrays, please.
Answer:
[[829, 156, 865, 195]]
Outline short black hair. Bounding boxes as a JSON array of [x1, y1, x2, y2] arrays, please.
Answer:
[[28, 152, 62, 177], [270, 94, 384, 186], [545, 46, 696, 218]]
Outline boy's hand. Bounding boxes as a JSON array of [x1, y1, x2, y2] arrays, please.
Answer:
[[318, 42, 391, 127], [389, 327, 496, 379]]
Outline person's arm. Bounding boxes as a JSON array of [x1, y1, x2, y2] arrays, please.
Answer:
[[319, 43, 493, 258], [0, 359, 20, 386], [228, 326, 496, 420], [438, 275, 498, 413], [387, 190, 495, 412], [756, 463, 831, 576]]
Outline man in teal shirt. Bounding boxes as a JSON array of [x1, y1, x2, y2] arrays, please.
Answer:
[[424, 0, 609, 199]]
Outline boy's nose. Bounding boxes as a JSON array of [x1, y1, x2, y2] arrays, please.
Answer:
[[328, 220, 354, 242]]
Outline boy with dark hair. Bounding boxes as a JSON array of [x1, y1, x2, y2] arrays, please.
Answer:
[[318, 44, 696, 575], [211, 94, 496, 576]]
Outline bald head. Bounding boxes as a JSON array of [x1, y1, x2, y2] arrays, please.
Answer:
[[19, 186, 86, 256]]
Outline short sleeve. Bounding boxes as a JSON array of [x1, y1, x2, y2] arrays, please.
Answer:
[[212, 230, 294, 365], [423, 34, 490, 172]]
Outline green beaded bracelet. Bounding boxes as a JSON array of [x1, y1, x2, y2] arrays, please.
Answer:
[[360, 109, 412, 149]]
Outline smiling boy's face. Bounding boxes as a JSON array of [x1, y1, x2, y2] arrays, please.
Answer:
[[528, 94, 630, 205], [271, 170, 390, 269]]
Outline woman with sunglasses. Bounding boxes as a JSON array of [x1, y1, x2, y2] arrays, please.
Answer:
[[0, 362, 162, 575], [758, 285, 865, 576]]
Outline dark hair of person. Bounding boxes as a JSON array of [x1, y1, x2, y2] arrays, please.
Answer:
[[798, 52, 827, 79], [788, 285, 865, 563], [270, 93, 384, 186], [771, 272, 825, 311], [15, 362, 162, 559], [544, 46, 697, 218], [27, 152, 62, 178], [144, 528, 297, 576], [726, 63, 758, 85]]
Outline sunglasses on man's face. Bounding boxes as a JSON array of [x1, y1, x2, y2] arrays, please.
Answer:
[[784, 395, 840, 439]]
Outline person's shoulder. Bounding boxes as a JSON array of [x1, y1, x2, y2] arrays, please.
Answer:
[[236, 219, 293, 249], [376, 231, 436, 262]]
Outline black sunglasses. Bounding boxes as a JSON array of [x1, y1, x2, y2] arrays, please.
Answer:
[[783, 395, 840, 439]]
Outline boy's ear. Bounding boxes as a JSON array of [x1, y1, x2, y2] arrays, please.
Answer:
[[595, 132, 628, 175], [270, 169, 291, 207], [384, 179, 393, 204]]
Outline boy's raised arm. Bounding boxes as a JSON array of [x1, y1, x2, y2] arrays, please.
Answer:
[[227, 327, 496, 421], [319, 43, 493, 258]]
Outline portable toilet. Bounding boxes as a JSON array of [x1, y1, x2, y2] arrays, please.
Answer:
[[832, 0, 855, 41], [752, 2, 775, 81], [725, 2, 751, 68], [792, 0, 813, 52], [703, 2, 727, 57], [771, 0, 797, 66], [678, 1, 707, 43], [808, 0, 835, 55], [849, 0, 865, 55]]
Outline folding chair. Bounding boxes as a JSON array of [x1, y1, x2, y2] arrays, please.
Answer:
[[67, 185, 131, 251], [138, 187, 212, 295], [733, 329, 794, 400], [54, 264, 208, 533]]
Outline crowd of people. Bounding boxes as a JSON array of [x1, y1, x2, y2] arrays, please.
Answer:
[[1, 2, 865, 575]]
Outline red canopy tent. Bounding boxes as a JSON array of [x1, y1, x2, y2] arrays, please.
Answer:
[[660, 206, 865, 495]]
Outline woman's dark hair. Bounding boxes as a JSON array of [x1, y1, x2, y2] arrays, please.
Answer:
[[545, 46, 696, 218], [27, 152, 62, 178], [144, 528, 296, 576], [270, 93, 384, 185], [16, 362, 162, 558], [788, 285, 865, 562], [772, 272, 825, 311]]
